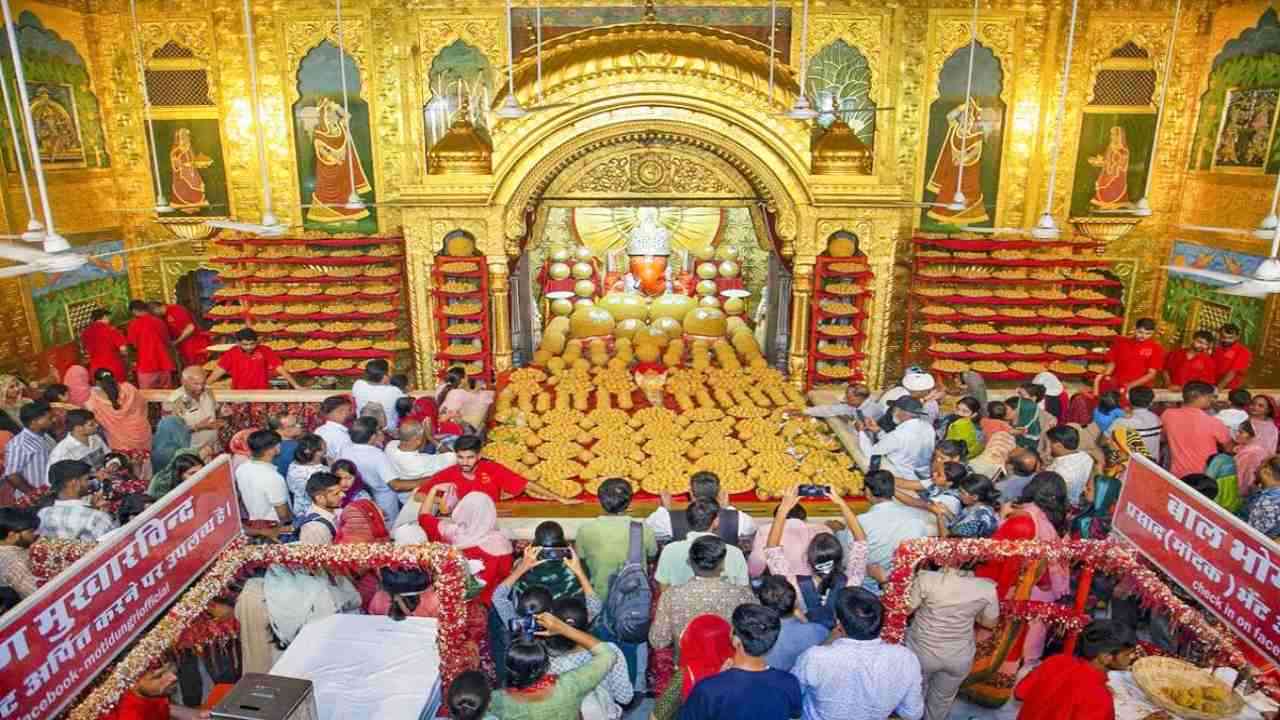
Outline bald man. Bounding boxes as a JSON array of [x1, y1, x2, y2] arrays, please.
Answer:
[[385, 421, 456, 489], [164, 367, 223, 451]]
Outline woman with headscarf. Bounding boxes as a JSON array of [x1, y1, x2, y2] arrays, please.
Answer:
[[964, 472, 1070, 707], [84, 369, 153, 480], [226, 429, 255, 475], [679, 614, 734, 702], [331, 459, 390, 544], [62, 366, 92, 406], [150, 416, 192, 477], [418, 490, 512, 606], [148, 449, 206, 497]]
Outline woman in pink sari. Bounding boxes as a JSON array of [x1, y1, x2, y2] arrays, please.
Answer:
[[62, 366, 91, 406], [83, 369, 153, 479], [965, 471, 1070, 707], [1247, 395, 1279, 454], [419, 490, 513, 607]]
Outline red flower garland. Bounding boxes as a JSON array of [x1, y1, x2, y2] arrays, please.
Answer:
[[879, 538, 1246, 669], [29, 537, 95, 584], [69, 540, 473, 720]]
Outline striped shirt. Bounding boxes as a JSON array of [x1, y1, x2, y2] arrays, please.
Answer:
[[37, 498, 118, 541], [3, 429, 54, 492], [1113, 408, 1163, 460]]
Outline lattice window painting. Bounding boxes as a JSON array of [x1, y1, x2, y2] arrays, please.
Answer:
[[145, 69, 214, 107], [1187, 299, 1233, 343], [66, 296, 109, 341]]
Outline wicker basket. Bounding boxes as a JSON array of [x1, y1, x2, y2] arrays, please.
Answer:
[[1132, 657, 1245, 719]]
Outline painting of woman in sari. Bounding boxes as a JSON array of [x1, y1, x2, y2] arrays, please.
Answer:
[[920, 43, 1006, 230], [1088, 126, 1129, 209], [293, 40, 377, 233], [926, 98, 989, 225], [304, 97, 371, 224], [170, 127, 212, 213]]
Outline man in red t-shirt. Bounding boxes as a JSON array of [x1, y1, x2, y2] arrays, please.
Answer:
[[419, 434, 562, 506], [1014, 619, 1136, 720], [1164, 330, 1218, 389], [149, 300, 210, 367], [79, 308, 128, 379], [1094, 317, 1165, 395], [1213, 322, 1252, 391], [206, 328, 300, 390], [125, 300, 176, 389]]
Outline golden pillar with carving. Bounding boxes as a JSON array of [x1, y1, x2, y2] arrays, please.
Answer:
[[787, 261, 816, 388], [404, 219, 438, 388], [488, 258, 513, 374]]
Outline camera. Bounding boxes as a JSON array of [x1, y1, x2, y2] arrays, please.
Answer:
[[507, 614, 544, 637], [538, 546, 572, 562], [797, 484, 831, 498]]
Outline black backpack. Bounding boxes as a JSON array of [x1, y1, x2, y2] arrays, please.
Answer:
[[669, 507, 739, 543], [602, 522, 652, 644]]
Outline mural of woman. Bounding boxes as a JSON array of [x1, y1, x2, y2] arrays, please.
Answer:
[[1088, 126, 1130, 210], [926, 97, 988, 225], [169, 127, 212, 213], [305, 97, 371, 224]]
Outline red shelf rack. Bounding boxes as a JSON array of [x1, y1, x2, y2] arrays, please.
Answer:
[[433, 256, 493, 383], [807, 256, 873, 388], [906, 235, 1126, 382]]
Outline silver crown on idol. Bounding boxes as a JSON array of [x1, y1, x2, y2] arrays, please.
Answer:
[[625, 207, 673, 256]]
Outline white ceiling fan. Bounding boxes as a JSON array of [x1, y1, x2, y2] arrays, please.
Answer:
[[1166, 224, 1280, 298], [206, 0, 289, 237]]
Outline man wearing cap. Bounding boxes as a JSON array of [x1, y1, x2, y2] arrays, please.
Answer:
[[879, 372, 942, 432], [853, 396, 936, 483]]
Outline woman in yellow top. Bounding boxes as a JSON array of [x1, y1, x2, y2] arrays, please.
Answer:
[[943, 396, 984, 459]]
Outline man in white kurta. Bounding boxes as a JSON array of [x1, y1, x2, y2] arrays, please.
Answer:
[[856, 397, 936, 483]]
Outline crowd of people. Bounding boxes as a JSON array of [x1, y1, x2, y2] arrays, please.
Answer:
[[0, 310, 1276, 720]]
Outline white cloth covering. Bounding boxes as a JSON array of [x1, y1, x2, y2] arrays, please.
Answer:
[[270, 614, 443, 720]]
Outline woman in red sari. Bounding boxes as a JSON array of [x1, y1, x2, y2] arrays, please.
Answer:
[[964, 471, 1071, 707], [169, 127, 210, 213], [330, 459, 390, 609], [304, 98, 371, 225], [1088, 126, 1130, 210]]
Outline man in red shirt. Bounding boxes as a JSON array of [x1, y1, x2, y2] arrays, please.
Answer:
[[149, 300, 210, 367], [125, 300, 176, 389], [419, 434, 560, 506], [206, 328, 300, 390], [1165, 330, 1218, 389], [1015, 619, 1136, 720], [1213, 323, 1252, 390], [1094, 317, 1165, 396], [80, 308, 128, 379]]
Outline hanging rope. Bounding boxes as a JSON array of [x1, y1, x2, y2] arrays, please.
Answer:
[[1036, 0, 1081, 236], [0, 73, 38, 233], [1139, 0, 1181, 210], [1, 0, 62, 248], [128, 0, 169, 212], [952, 0, 981, 208], [241, 0, 276, 226], [767, 0, 777, 103], [333, 0, 361, 208]]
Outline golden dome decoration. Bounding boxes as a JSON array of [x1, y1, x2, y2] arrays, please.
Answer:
[[428, 97, 492, 175], [812, 120, 872, 175], [494, 22, 801, 112]]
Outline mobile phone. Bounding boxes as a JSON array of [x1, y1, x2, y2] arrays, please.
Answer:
[[507, 614, 544, 637], [797, 484, 831, 498], [538, 546, 572, 562]]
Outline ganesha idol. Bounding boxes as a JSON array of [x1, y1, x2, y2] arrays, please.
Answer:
[[614, 207, 674, 296]]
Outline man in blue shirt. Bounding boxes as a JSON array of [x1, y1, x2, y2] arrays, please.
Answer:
[[679, 603, 802, 720], [268, 411, 303, 478], [757, 575, 829, 672]]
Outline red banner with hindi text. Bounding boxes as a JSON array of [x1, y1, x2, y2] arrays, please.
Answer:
[[1113, 455, 1280, 666], [0, 457, 241, 720]]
